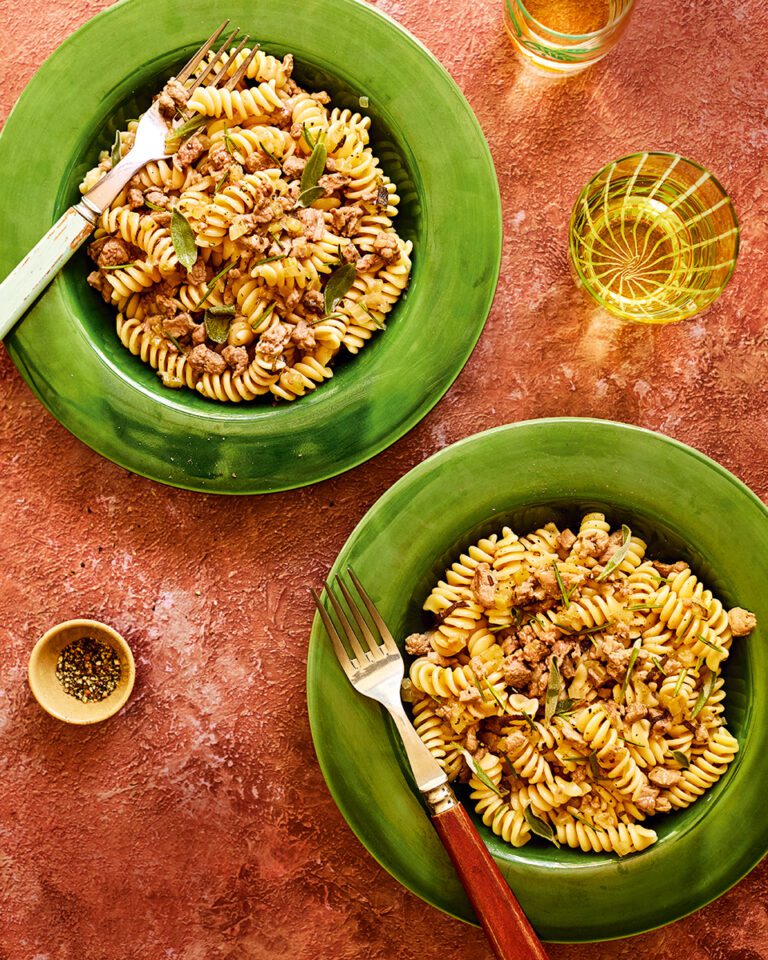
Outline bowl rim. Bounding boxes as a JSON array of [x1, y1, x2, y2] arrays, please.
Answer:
[[28, 618, 136, 725], [0, 0, 502, 494], [307, 417, 768, 941]]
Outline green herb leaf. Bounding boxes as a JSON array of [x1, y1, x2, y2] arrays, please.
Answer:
[[544, 656, 562, 725], [483, 679, 510, 714], [214, 170, 231, 194], [627, 602, 663, 612], [102, 261, 137, 271], [252, 253, 288, 267], [204, 309, 233, 344], [671, 750, 690, 769], [618, 638, 642, 704], [552, 561, 571, 608], [165, 332, 184, 352], [523, 806, 560, 847], [301, 122, 316, 150], [554, 697, 579, 717], [251, 301, 277, 330], [488, 624, 509, 633], [257, 141, 280, 165], [596, 525, 632, 581], [193, 260, 237, 310], [462, 750, 506, 797], [673, 668, 688, 698], [301, 139, 328, 193], [571, 812, 603, 832], [651, 656, 667, 675], [324, 263, 357, 315], [207, 304, 236, 317], [696, 633, 723, 653], [171, 208, 197, 271], [297, 185, 327, 208], [165, 114, 208, 151], [588, 751, 601, 779], [110, 130, 122, 167], [145, 200, 164, 212], [223, 124, 235, 156], [691, 671, 716, 719], [359, 301, 386, 330], [469, 668, 489, 703]]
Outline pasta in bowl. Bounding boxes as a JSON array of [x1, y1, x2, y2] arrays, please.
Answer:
[[81, 51, 412, 403], [404, 512, 754, 858]]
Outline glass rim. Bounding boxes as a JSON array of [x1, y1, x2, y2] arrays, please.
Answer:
[[567, 151, 741, 322], [515, 0, 635, 41]]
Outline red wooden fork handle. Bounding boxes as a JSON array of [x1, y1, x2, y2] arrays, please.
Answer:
[[431, 798, 549, 960]]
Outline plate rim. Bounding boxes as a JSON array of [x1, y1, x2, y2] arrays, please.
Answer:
[[307, 417, 768, 941], [0, 0, 502, 494]]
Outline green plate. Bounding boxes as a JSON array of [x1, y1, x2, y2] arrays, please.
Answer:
[[307, 419, 768, 942], [0, 0, 500, 494]]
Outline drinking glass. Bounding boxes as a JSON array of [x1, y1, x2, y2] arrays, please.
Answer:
[[504, 0, 635, 74], [569, 153, 739, 324]]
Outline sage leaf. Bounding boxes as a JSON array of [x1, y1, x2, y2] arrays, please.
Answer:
[[207, 304, 236, 317], [544, 656, 562, 725], [165, 114, 208, 151], [524, 805, 560, 847], [110, 130, 122, 167], [297, 185, 326, 208], [554, 697, 578, 717], [462, 750, 506, 798], [618, 638, 642, 704], [596, 525, 632, 581], [301, 139, 328, 194], [204, 309, 233, 344], [691, 671, 716, 719], [324, 263, 357, 315], [171, 208, 197, 271], [671, 750, 690, 769]]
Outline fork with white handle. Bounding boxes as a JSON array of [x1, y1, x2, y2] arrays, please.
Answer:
[[0, 20, 256, 341], [312, 569, 549, 960]]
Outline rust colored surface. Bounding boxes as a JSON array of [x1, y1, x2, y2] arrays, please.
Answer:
[[1, 1, 768, 958]]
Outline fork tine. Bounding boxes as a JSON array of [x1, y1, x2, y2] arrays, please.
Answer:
[[188, 27, 240, 92], [324, 580, 371, 665], [347, 567, 400, 656], [335, 575, 385, 661], [311, 588, 355, 679], [210, 35, 250, 88], [225, 44, 261, 90], [176, 21, 231, 84]]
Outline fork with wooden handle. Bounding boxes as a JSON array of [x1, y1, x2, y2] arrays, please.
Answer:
[[0, 20, 257, 341], [312, 570, 550, 960]]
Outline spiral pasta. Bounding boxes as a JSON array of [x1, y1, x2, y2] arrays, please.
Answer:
[[404, 513, 755, 856], [81, 51, 411, 402]]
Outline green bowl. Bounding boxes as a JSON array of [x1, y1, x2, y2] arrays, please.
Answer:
[[307, 419, 768, 942], [0, 0, 501, 494]]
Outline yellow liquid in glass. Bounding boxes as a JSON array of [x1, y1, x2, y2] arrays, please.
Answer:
[[573, 179, 718, 319], [524, 0, 612, 34]]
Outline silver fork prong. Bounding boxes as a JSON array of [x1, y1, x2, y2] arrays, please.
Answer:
[[336, 575, 385, 661], [225, 44, 261, 90], [209, 35, 250, 88], [324, 580, 371, 665], [175, 21, 231, 84], [188, 27, 240, 92], [347, 567, 401, 656], [311, 589, 355, 679]]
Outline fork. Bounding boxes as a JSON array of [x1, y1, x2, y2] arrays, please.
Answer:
[[312, 569, 550, 960], [0, 21, 261, 340]]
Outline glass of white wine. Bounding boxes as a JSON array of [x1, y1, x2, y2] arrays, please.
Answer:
[[569, 153, 740, 324], [504, 0, 635, 74]]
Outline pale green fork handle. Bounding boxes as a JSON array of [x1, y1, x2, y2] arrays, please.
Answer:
[[0, 148, 156, 341]]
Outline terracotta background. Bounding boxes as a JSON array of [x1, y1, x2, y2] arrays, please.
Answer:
[[1, 0, 767, 957]]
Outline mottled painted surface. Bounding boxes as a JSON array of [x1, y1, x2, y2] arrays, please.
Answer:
[[1, 0, 768, 957]]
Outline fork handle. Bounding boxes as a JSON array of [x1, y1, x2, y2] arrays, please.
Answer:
[[0, 203, 97, 340], [428, 790, 549, 960]]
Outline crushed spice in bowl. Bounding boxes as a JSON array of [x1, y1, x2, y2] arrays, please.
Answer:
[[28, 619, 135, 724]]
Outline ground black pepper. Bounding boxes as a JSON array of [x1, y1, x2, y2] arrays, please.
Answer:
[[55, 637, 121, 703]]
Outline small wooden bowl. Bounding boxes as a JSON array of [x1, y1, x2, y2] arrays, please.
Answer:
[[28, 619, 135, 724]]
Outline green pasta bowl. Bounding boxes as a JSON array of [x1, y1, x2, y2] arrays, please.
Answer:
[[0, 0, 501, 493], [307, 419, 768, 942]]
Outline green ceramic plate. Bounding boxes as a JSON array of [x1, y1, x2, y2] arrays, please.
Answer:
[[307, 419, 768, 942], [0, 0, 500, 494]]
